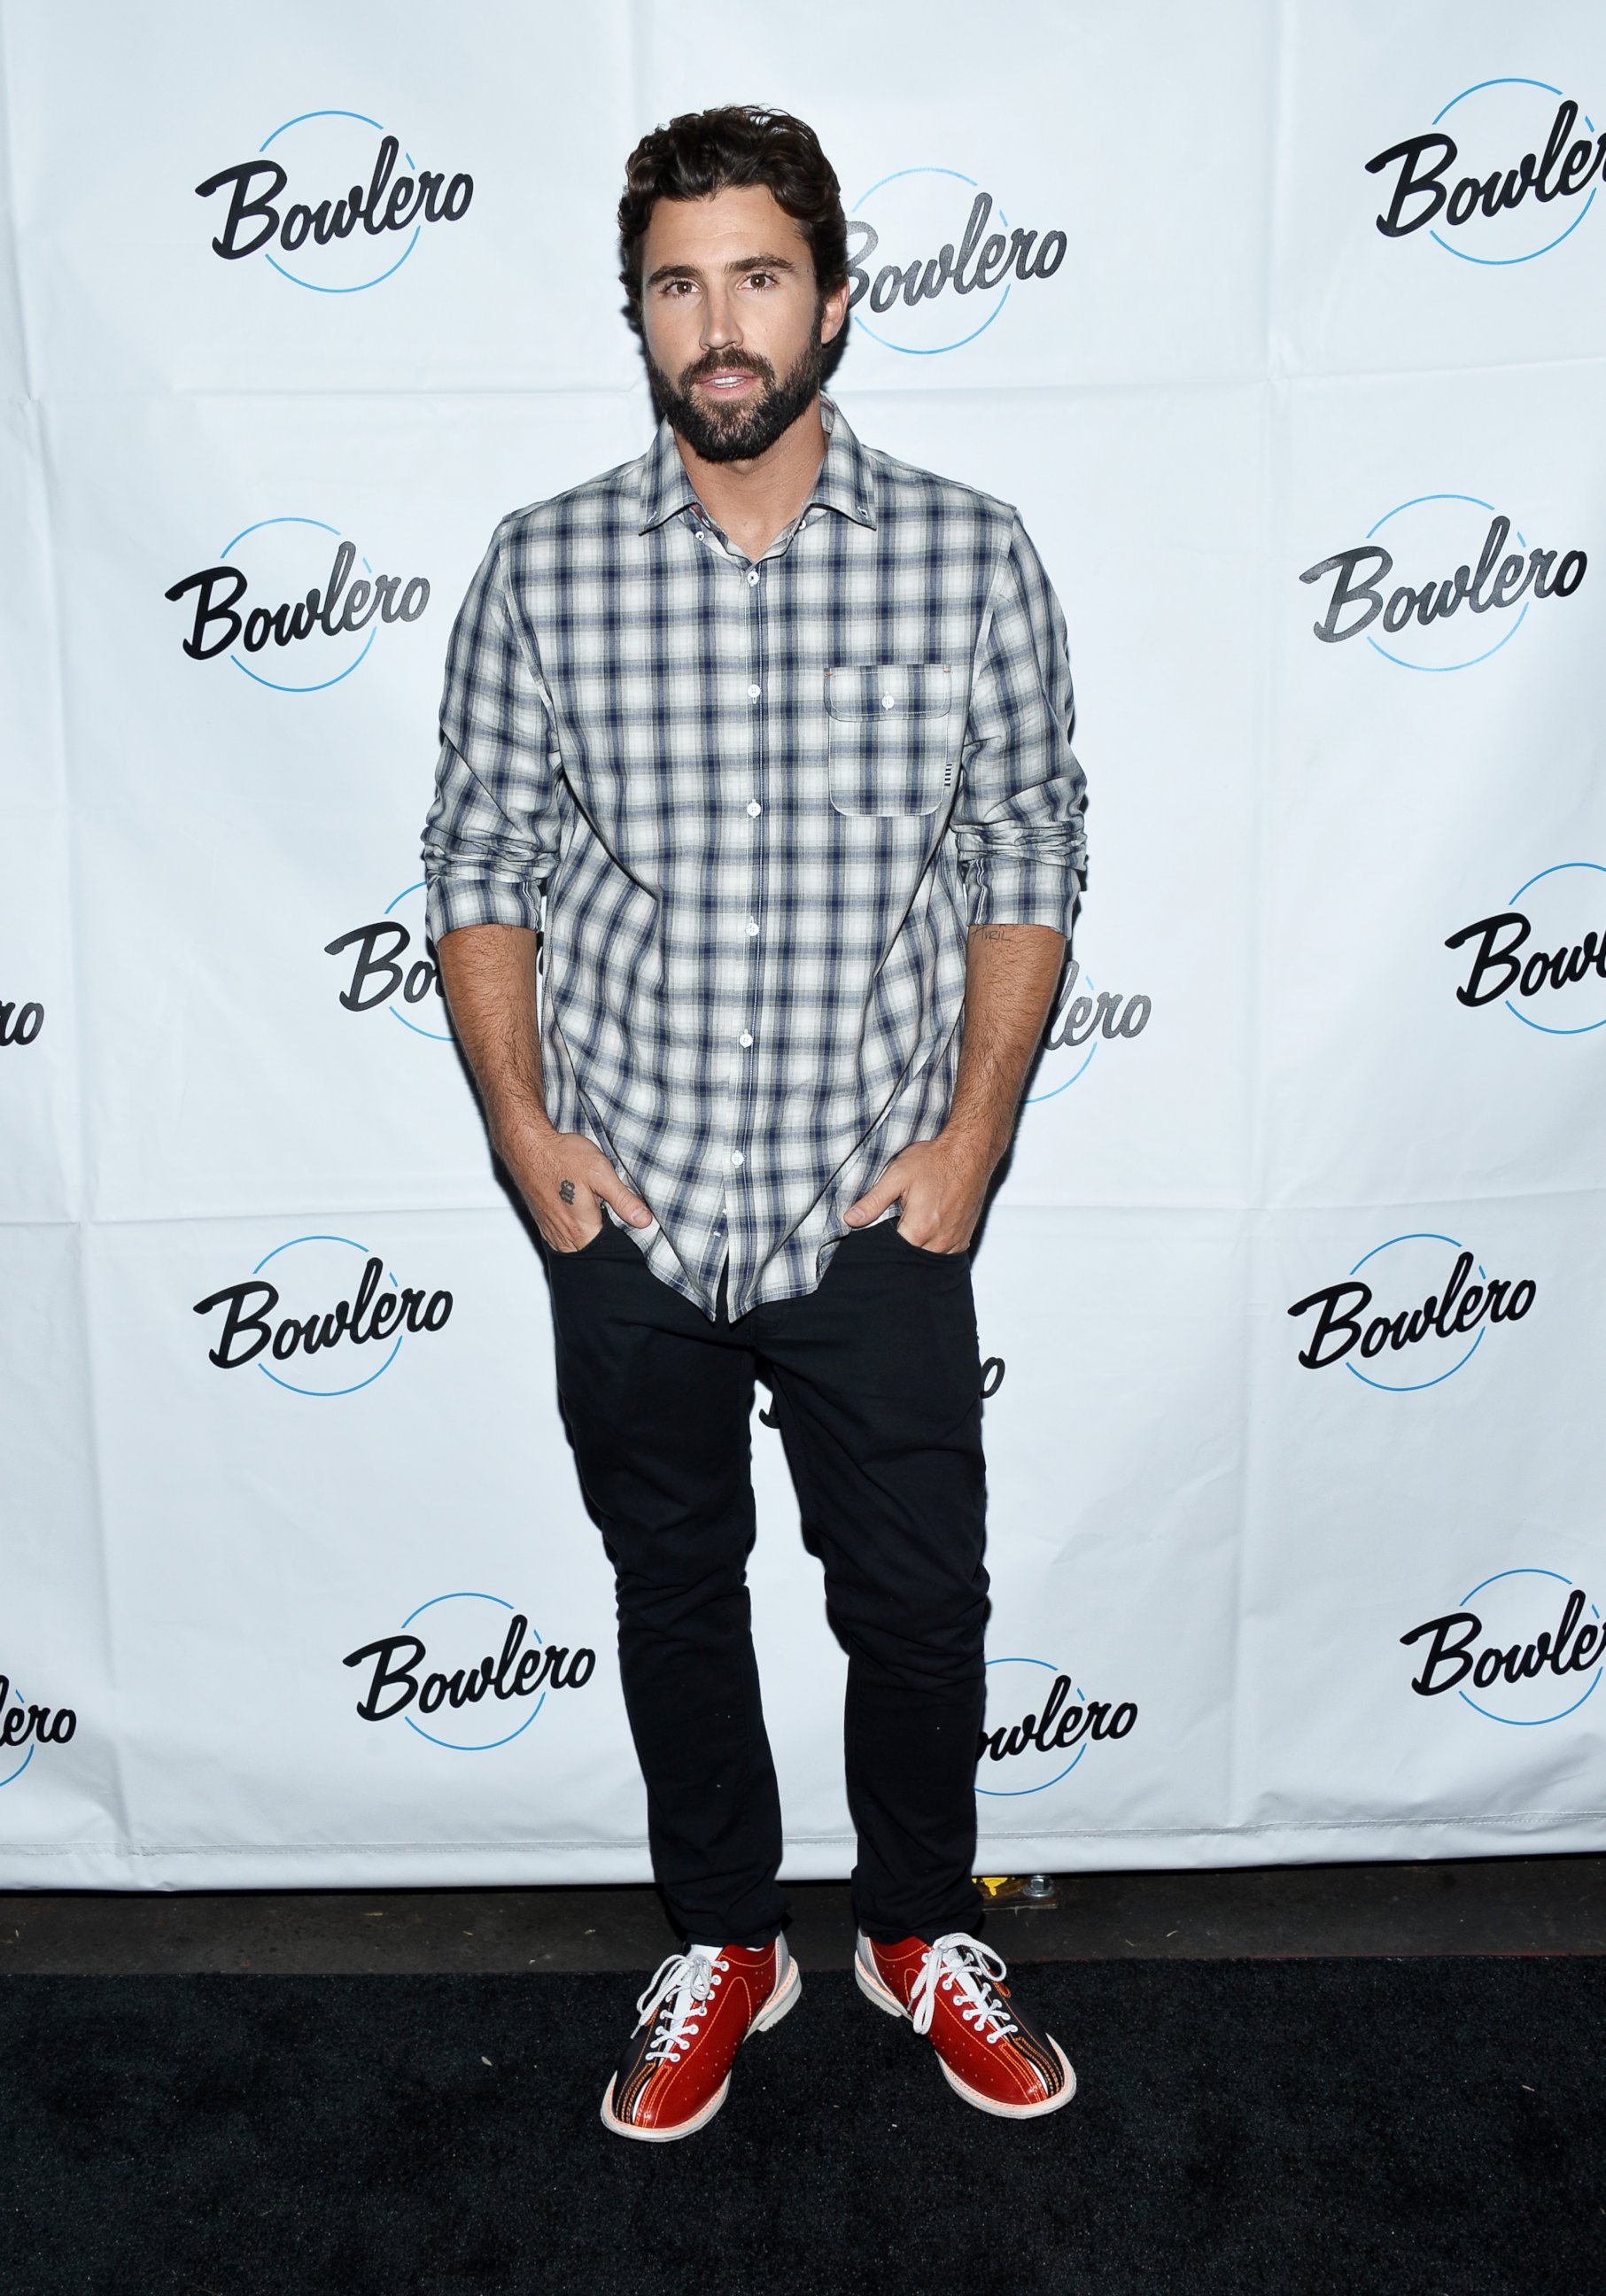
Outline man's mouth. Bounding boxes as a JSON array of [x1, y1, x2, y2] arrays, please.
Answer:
[[695, 367, 762, 399]]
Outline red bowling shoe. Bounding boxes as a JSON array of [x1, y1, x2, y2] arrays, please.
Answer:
[[601, 1937, 800, 2142], [856, 1930, 1075, 2118]]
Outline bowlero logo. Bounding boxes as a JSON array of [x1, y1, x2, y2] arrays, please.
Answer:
[[0, 1671, 76, 1788], [1288, 1232, 1536, 1392], [325, 880, 449, 1039], [846, 167, 1066, 354], [192, 1234, 453, 1397], [195, 109, 472, 293], [1367, 79, 1602, 265], [1300, 494, 1585, 672], [1400, 1569, 1601, 1726], [1, 996, 43, 1048], [1026, 958, 1151, 1104], [976, 1655, 1137, 1796], [166, 516, 430, 694], [1447, 863, 1606, 1036], [343, 1592, 595, 1751]]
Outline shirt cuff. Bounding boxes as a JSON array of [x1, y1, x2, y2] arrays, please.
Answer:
[[423, 869, 543, 942], [964, 853, 1083, 937]]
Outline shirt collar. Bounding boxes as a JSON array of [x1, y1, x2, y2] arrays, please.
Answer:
[[635, 393, 877, 536]]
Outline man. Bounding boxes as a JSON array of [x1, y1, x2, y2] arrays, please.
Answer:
[[423, 105, 1087, 2141]]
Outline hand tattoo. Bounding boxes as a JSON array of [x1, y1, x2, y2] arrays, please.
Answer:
[[558, 1179, 576, 1204]]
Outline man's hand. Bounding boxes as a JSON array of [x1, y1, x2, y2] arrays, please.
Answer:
[[843, 1126, 1000, 1254], [500, 1120, 653, 1253]]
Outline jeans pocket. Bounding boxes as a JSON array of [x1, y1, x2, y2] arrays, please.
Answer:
[[552, 1220, 616, 1260], [888, 1225, 966, 1260]]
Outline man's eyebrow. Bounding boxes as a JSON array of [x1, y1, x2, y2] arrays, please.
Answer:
[[643, 252, 803, 288]]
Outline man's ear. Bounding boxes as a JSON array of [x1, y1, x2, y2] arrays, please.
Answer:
[[819, 280, 851, 348]]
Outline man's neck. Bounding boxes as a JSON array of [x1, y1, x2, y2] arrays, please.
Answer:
[[671, 396, 830, 563]]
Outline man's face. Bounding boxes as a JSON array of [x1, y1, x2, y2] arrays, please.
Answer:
[[639, 183, 849, 463]]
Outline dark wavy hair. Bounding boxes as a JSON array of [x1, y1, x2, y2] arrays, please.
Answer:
[[617, 105, 849, 339]]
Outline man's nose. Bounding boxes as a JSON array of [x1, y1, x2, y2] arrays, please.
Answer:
[[701, 285, 741, 350]]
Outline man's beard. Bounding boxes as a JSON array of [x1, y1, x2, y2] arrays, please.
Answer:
[[649, 317, 826, 464]]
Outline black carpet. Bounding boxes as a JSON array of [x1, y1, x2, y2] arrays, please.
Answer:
[[2, 1959, 1600, 2296]]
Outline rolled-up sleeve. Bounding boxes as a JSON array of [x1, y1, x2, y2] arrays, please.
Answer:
[[422, 521, 565, 942], [951, 516, 1088, 935]]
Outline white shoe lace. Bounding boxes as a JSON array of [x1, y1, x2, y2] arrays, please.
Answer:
[[632, 1949, 728, 2067], [907, 1933, 1021, 2047]]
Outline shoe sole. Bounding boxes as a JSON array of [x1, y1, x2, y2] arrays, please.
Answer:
[[600, 1951, 803, 2144], [853, 1948, 1077, 2120]]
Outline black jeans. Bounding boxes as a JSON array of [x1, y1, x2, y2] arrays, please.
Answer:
[[546, 1218, 989, 1947]]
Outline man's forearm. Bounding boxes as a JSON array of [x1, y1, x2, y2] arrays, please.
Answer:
[[843, 920, 1066, 1245], [944, 921, 1067, 1155], [435, 921, 653, 1247], [435, 923, 550, 1155]]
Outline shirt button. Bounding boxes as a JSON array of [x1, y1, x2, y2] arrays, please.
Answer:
[[739, 1031, 753, 1047], [748, 570, 760, 586], [730, 1150, 745, 1167], [747, 684, 760, 700], [881, 694, 896, 710], [747, 799, 762, 817], [745, 918, 759, 936]]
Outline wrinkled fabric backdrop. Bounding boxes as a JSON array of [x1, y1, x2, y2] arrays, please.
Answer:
[[3, 0, 1603, 1888]]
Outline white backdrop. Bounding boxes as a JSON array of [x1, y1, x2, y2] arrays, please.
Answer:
[[3, 0, 1604, 1889]]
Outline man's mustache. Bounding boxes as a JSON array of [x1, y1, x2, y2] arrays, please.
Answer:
[[681, 352, 773, 389]]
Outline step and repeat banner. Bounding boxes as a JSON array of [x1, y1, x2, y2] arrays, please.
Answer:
[[3, 0, 1604, 1888]]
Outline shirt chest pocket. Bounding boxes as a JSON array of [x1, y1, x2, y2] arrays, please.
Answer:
[[824, 663, 955, 817]]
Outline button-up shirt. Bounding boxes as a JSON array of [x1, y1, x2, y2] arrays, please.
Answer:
[[423, 398, 1087, 1318]]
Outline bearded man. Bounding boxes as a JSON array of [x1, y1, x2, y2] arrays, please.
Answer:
[[423, 103, 1087, 2141]]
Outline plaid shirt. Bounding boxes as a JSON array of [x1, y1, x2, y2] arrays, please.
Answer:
[[423, 398, 1087, 1319]]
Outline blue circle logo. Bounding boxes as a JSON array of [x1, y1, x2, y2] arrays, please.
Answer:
[[845, 168, 1066, 355], [0, 1672, 76, 1788], [1402, 1569, 1602, 1726], [217, 516, 376, 691], [341, 1594, 597, 1749], [1456, 1569, 1602, 1725], [400, 1594, 547, 1751], [384, 883, 452, 1040], [1025, 965, 1152, 1105], [1362, 495, 1530, 672], [1344, 1234, 1487, 1392], [165, 519, 431, 694], [1367, 80, 1602, 265], [1288, 1234, 1538, 1389], [1300, 495, 1586, 670], [191, 112, 473, 295], [1428, 81, 1598, 266], [250, 1235, 404, 1396], [976, 1656, 1136, 1796], [1502, 864, 1606, 1036], [322, 883, 450, 1037], [191, 1238, 454, 1398], [257, 111, 422, 292]]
